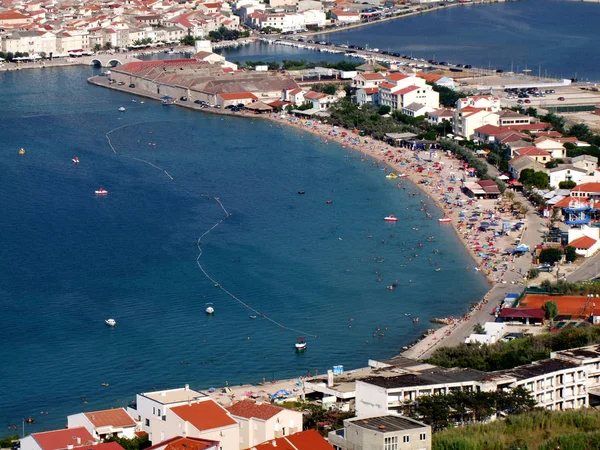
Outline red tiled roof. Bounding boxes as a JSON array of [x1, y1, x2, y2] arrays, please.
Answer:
[[572, 182, 600, 193], [32, 428, 95, 450], [363, 87, 378, 94], [474, 124, 503, 136], [379, 82, 396, 89], [386, 72, 408, 81], [171, 400, 236, 431], [304, 91, 327, 100], [569, 236, 597, 250], [227, 400, 283, 421], [84, 408, 136, 428], [500, 308, 545, 320], [416, 71, 442, 83], [394, 85, 419, 95], [246, 430, 333, 450], [515, 146, 551, 157], [360, 72, 385, 81], [217, 92, 258, 101], [147, 437, 218, 450], [288, 88, 302, 95]]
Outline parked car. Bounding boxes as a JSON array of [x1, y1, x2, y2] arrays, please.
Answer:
[[558, 96, 565, 101], [129, 83, 135, 88], [194, 99, 203, 104], [117, 81, 125, 86], [524, 99, 531, 103], [180, 96, 188, 101]]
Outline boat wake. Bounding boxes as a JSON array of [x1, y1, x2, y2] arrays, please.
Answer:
[[195, 195, 317, 338]]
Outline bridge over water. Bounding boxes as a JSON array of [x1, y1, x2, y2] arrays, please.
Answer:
[[80, 54, 141, 68]]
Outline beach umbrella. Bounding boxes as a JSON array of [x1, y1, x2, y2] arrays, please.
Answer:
[[208, 387, 216, 393], [469, 217, 478, 222]]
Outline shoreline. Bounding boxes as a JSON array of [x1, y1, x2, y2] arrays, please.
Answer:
[[89, 75, 526, 363], [299, 0, 508, 38]]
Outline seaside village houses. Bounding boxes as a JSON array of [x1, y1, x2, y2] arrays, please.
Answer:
[[0, 0, 243, 56]]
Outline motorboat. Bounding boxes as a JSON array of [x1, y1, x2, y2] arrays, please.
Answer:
[[439, 217, 452, 223], [386, 172, 398, 179], [73, 157, 79, 164], [384, 214, 398, 222], [118, 106, 126, 112], [298, 190, 305, 195], [206, 302, 215, 314], [19, 148, 25, 155], [105, 318, 116, 327], [295, 337, 307, 351], [95, 188, 108, 195]]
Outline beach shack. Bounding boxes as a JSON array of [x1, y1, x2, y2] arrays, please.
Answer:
[[478, 180, 502, 199], [499, 308, 545, 325], [384, 132, 417, 147], [462, 181, 487, 199]]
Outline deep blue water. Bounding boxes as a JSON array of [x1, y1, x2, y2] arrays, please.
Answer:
[[0, 67, 488, 432], [314, 0, 600, 81], [210, 0, 600, 81]]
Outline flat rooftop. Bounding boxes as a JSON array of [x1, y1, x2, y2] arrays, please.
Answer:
[[496, 359, 580, 380], [554, 345, 600, 361], [348, 415, 427, 432], [360, 367, 488, 389], [141, 387, 206, 404]]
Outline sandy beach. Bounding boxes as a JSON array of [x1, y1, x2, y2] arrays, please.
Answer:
[[266, 112, 546, 360]]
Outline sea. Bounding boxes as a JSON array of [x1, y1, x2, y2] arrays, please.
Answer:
[[0, 66, 489, 431], [215, 0, 600, 81]]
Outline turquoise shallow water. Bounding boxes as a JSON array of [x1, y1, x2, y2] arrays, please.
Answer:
[[0, 67, 488, 431]]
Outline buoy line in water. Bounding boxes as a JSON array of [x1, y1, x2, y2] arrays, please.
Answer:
[[196, 194, 318, 338], [105, 122, 173, 180]]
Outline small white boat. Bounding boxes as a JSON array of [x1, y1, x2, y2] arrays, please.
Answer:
[[95, 188, 108, 195], [118, 106, 126, 112], [295, 337, 307, 351], [398, 173, 408, 178], [105, 318, 116, 327], [205, 302, 215, 314], [439, 217, 452, 223], [73, 157, 79, 164], [384, 214, 398, 222]]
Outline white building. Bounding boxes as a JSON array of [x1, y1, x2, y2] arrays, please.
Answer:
[[226, 400, 303, 449], [465, 322, 506, 345], [567, 225, 600, 258], [352, 72, 385, 89], [150, 399, 239, 450], [355, 359, 587, 417], [549, 165, 588, 189], [452, 95, 502, 138], [330, 9, 360, 23], [67, 408, 138, 440], [328, 415, 431, 450], [128, 385, 207, 438], [378, 72, 439, 113]]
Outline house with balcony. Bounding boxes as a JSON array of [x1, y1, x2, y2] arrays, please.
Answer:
[[378, 73, 439, 113], [227, 400, 303, 449], [67, 408, 138, 440], [328, 415, 431, 450]]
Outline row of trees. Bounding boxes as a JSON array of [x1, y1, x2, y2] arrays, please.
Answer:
[[428, 325, 600, 372], [538, 246, 577, 264], [208, 26, 250, 42], [0, 51, 30, 61], [401, 387, 535, 432]]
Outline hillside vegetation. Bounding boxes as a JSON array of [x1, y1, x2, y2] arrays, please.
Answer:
[[433, 409, 600, 450]]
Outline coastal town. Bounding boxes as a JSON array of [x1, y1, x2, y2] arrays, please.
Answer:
[[5, 0, 600, 449]]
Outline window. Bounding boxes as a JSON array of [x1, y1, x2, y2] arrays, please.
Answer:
[[403, 435, 410, 443], [384, 436, 398, 450], [420, 433, 427, 441], [145, 419, 150, 427]]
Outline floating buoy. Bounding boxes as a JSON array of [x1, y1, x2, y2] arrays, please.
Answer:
[[19, 148, 25, 155]]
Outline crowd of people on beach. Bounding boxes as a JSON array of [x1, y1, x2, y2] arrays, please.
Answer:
[[270, 112, 532, 354]]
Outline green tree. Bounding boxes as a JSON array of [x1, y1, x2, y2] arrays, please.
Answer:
[[539, 247, 563, 264], [378, 105, 391, 115], [180, 32, 196, 46], [564, 245, 577, 262], [93, 43, 101, 51], [525, 106, 538, 118], [519, 168, 549, 188], [528, 268, 540, 279], [543, 301, 559, 320], [0, 435, 19, 448], [105, 435, 150, 450], [559, 180, 577, 189], [103, 42, 112, 50], [473, 323, 486, 334]]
